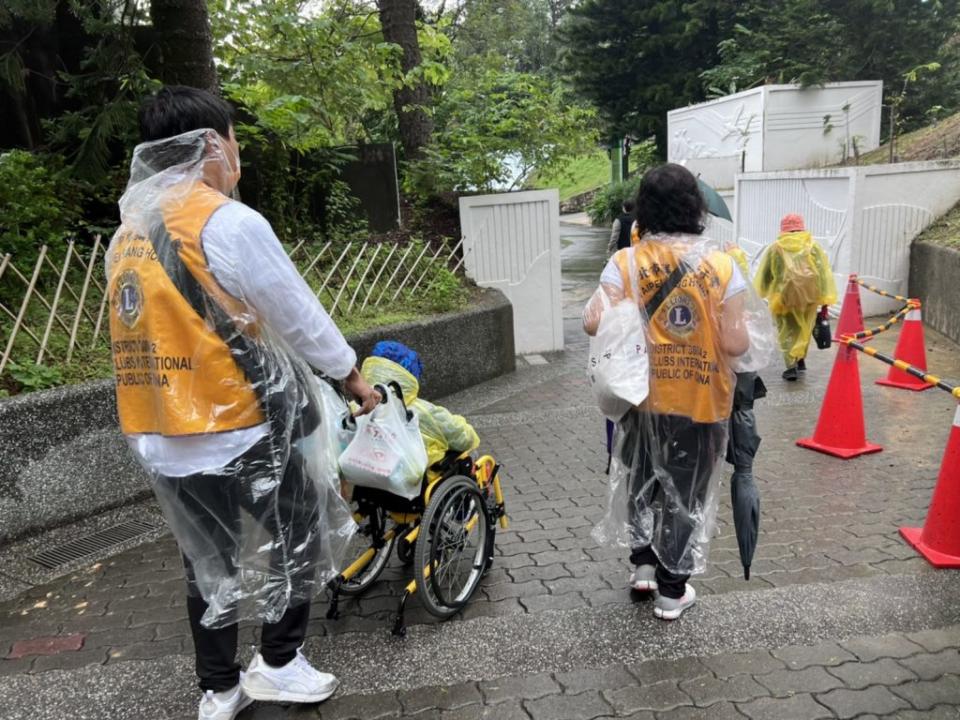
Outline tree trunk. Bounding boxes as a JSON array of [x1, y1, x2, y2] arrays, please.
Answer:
[[149, 0, 218, 93], [378, 0, 433, 160]]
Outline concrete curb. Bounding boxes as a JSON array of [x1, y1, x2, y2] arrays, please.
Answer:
[[0, 289, 514, 544], [910, 241, 960, 346]]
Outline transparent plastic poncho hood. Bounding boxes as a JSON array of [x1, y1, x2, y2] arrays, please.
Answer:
[[585, 231, 774, 575], [107, 129, 356, 627]]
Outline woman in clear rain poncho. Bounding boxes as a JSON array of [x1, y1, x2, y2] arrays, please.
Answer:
[[584, 164, 753, 620], [754, 214, 838, 381], [106, 86, 380, 718]]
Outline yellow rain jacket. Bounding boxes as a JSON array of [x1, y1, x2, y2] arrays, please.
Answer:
[[726, 245, 751, 281], [360, 356, 480, 467], [754, 231, 837, 363]]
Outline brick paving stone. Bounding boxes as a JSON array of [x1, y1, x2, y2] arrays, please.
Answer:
[[655, 702, 745, 719], [399, 682, 482, 714], [815, 686, 910, 718], [479, 673, 560, 704], [897, 649, 960, 680], [554, 665, 635, 695], [525, 690, 612, 720], [106, 638, 185, 662], [441, 701, 531, 720], [317, 690, 402, 719], [507, 564, 570, 584], [28, 647, 107, 673], [583, 587, 631, 607], [81, 625, 155, 649], [736, 694, 833, 720], [825, 657, 918, 689], [825, 548, 894, 565], [891, 676, 960, 711], [754, 666, 844, 697], [519, 592, 584, 613], [626, 657, 711, 686], [885, 707, 960, 719], [905, 625, 960, 653], [701, 649, 785, 679], [839, 633, 925, 661], [7, 633, 84, 658], [482, 580, 544, 602], [771, 641, 857, 670], [679, 674, 768, 707], [0, 656, 34, 677], [544, 576, 604, 595], [603, 682, 692, 714]]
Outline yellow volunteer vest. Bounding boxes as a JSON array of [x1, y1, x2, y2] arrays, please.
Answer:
[[615, 243, 735, 424], [108, 184, 265, 436]]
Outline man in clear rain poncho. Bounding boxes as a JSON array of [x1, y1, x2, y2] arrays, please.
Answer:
[[585, 164, 774, 620], [106, 86, 380, 719]]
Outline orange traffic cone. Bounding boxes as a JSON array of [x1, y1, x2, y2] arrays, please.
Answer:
[[901, 405, 960, 567], [876, 303, 931, 391], [833, 275, 865, 342], [797, 342, 883, 459]]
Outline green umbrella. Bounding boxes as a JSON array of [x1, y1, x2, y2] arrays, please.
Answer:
[[697, 177, 732, 221]]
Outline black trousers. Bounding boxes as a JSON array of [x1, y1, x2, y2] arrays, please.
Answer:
[[186, 594, 310, 692], [157, 423, 322, 691], [621, 412, 726, 599]]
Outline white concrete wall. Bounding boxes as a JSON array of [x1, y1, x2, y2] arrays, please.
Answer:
[[459, 190, 564, 354], [764, 82, 883, 171], [668, 88, 765, 187], [734, 161, 960, 316], [668, 82, 882, 190]]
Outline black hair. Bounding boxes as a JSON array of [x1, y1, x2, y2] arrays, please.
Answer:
[[622, 199, 635, 213], [634, 163, 706, 235], [138, 85, 235, 142]]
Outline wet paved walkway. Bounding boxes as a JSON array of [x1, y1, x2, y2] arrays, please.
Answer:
[[2, 218, 960, 718]]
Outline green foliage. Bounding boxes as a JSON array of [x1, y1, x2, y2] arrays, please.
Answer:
[[701, 0, 960, 135], [0, 150, 83, 262], [421, 265, 470, 311], [560, 0, 736, 156], [526, 150, 612, 200], [7, 362, 63, 392], [212, 0, 410, 149], [406, 59, 599, 194], [587, 174, 644, 226]]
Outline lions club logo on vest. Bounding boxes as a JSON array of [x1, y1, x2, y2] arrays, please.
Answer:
[[660, 294, 697, 337], [114, 270, 144, 329]]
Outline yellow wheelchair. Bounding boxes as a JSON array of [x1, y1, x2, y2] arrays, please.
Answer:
[[326, 444, 508, 637]]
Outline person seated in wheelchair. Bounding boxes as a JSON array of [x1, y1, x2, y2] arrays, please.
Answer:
[[360, 340, 480, 478]]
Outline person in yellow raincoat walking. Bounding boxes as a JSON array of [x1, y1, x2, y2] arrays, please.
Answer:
[[754, 214, 837, 381]]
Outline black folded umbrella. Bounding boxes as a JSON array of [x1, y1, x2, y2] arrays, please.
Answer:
[[730, 469, 760, 580]]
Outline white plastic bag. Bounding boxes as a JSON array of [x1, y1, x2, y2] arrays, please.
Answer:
[[586, 289, 649, 422], [338, 383, 428, 499]]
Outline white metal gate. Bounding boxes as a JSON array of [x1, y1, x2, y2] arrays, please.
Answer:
[[459, 190, 563, 354]]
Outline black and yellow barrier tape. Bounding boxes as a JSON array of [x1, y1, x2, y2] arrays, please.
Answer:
[[842, 337, 960, 399], [854, 278, 915, 305], [846, 302, 919, 341]]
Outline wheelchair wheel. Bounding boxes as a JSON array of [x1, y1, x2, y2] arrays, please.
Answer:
[[414, 476, 490, 618], [339, 505, 395, 597]]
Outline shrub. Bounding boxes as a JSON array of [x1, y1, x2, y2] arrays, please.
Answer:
[[0, 150, 83, 262], [586, 174, 644, 226]]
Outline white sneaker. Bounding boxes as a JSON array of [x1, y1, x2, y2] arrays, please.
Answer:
[[629, 564, 657, 592], [198, 676, 253, 720], [241, 650, 339, 704], [653, 584, 697, 620]]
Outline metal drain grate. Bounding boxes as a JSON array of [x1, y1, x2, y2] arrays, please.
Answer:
[[28, 519, 160, 570]]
